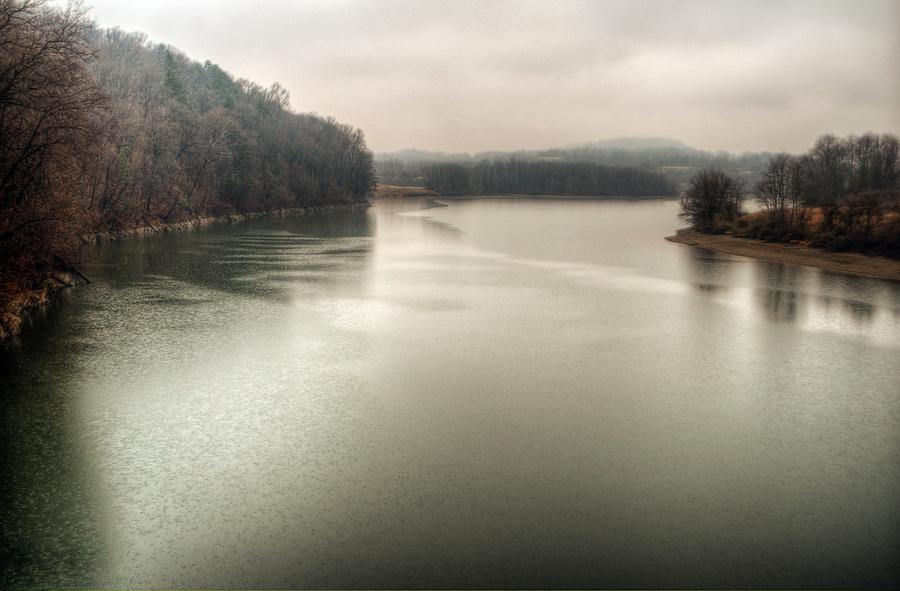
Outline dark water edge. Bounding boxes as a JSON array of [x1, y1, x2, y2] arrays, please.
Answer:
[[1, 199, 899, 589], [0, 204, 369, 343]]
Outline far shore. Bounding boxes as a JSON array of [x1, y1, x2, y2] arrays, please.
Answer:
[[437, 193, 677, 201], [374, 184, 443, 199], [667, 229, 900, 282], [373, 183, 676, 201]]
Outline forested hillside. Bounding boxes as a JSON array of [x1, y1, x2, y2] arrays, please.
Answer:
[[1, 0, 374, 328], [88, 29, 374, 223]]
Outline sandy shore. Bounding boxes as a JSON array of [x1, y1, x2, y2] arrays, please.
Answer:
[[666, 229, 900, 282]]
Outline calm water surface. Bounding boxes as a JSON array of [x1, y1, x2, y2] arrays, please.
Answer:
[[2, 199, 899, 588]]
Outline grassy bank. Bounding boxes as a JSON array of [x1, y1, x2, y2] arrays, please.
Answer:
[[733, 207, 900, 259]]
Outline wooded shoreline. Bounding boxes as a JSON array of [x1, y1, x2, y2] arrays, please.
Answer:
[[373, 183, 677, 201], [666, 229, 900, 282], [0, 203, 369, 342], [1, 0, 377, 344]]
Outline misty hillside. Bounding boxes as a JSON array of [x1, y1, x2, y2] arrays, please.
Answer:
[[377, 136, 691, 162], [375, 148, 474, 163], [579, 136, 691, 150], [377, 137, 772, 190]]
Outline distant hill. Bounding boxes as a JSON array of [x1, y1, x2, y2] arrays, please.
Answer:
[[377, 137, 693, 161], [377, 148, 474, 162]]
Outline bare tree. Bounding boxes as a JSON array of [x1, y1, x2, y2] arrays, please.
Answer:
[[680, 168, 743, 231], [756, 153, 805, 232], [804, 134, 848, 229], [0, 0, 105, 276]]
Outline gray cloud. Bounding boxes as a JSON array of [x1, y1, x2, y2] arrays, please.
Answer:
[[79, 0, 899, 153]]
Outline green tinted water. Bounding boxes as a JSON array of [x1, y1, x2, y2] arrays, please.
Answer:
[[2, 199, 898, 587]]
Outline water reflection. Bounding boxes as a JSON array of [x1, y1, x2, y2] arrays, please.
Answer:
[[678, 242, 898, 336], [756, 264, 804, 322], [761, 286, 798, 322], [842, 298, 875, 321], [0, 210, 376, 589], [1, 199, 898, 588], [684, 248, 739, 296], [0, 306, 106, 588], [90, 210, 373, 303], [695, 282, 722, 293]]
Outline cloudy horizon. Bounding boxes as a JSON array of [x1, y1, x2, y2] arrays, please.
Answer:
[[74, 0, 899, 154]]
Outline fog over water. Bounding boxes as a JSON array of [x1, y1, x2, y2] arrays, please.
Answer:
[[71, 0, 900, 153]]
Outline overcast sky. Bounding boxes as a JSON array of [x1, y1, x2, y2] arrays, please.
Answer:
[[77, 0, 899, 154]]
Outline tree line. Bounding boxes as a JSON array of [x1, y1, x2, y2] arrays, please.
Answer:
[[423, 160, 676, 197], [1, 0, 374, 293], [680, 133, 900, 258], [376, 143, 771, 190]]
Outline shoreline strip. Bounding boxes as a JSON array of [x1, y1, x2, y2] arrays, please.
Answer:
[[666, 229, 900, 282]]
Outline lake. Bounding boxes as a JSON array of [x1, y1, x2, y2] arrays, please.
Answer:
[[1, 198, 898, 588]]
